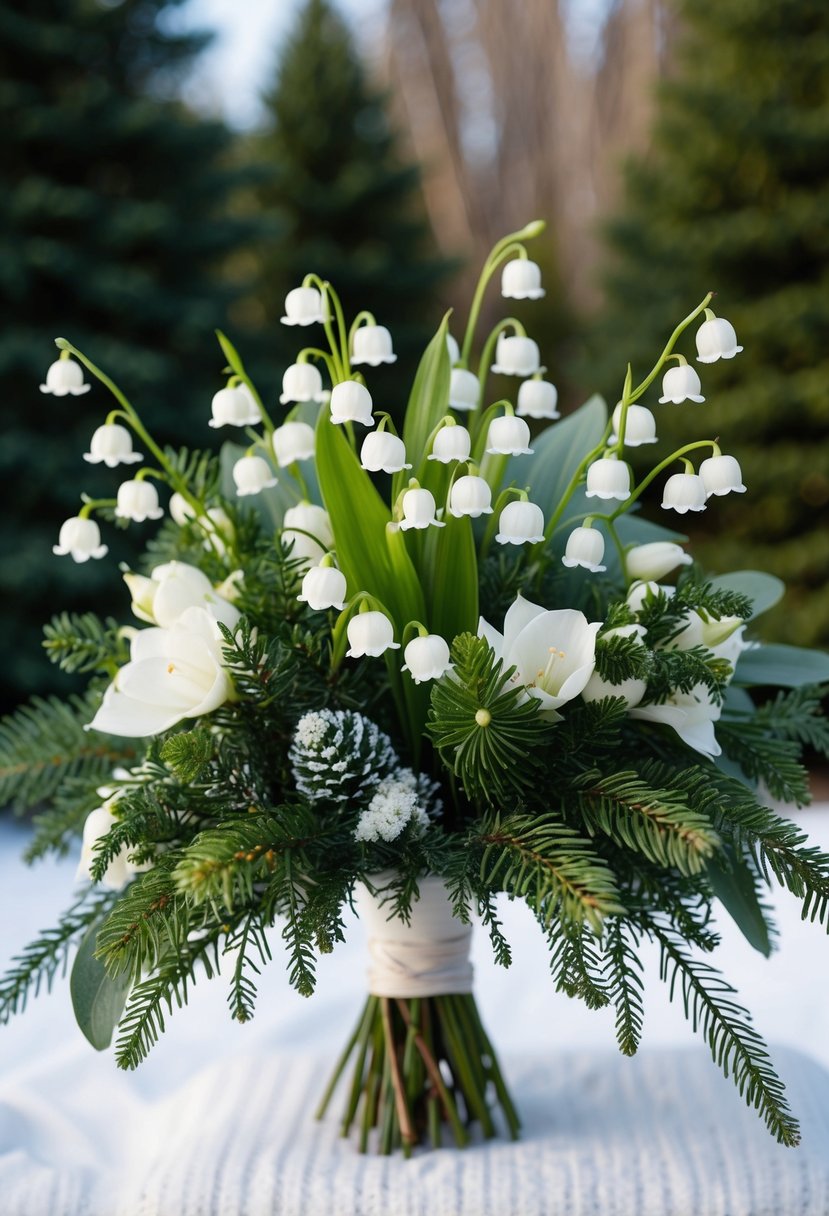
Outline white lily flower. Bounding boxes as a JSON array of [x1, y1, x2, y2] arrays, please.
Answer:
[[298, 563, 347, 611], [582, 672, 647, 710], [209, 384, 260, 429], [585, 456, 630, 501], [486, 414, 534, 456], [562, 527, 606, 572], [449, 368, 480, 412], [479, 596, 601, 714], [517, 379, 559, 420], [428, 423, 471, 464], [501, 259, 545, 300], [282, 502, 334, 568], [330, 380, 374, 426], [700, 454, 746, 498], [280, 362, 325, 404], [669, 610, 746, 674], [281, 286, 326, 326], [352, 325, 397, 366], [400, 487, 444, 531], [53, 516, 108, 563], [124, 561, 241, 630], [76, 805, 151, 891], [662, 471, 707, 514], [40, 358, 90, 396], [625, 542, 692, 583], [360, 431, 411, 473], [232, 455, 278, 497], [659, 363, 704, 404], [611, 403, 657, 447], [495, 500, 545, 545], [491, 335, 542, 376], [87, 606, 235, 738], [346, 611, 400, 658], [115, 479, 164, 523], [83, 424, 143, 468], [449, 475, 493, 519], [272, 420, 316, 467], [696, 315, 743, 363], [446, 334, 460, 365], [402, 634, 452, 684], [632, 683, 722, 758]]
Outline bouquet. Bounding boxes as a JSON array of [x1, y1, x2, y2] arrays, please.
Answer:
[[3, 220, 829, 1157]]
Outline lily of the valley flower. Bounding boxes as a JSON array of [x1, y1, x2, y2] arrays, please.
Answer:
[[330, 380, 374, 426], [700, 454, 746, 498], [491, 335, 542, 377], [585, 456, 631, 501], [282, 502, 334, 567], [346, 610, 400, 658], [116, 479, 164, 523], [501, 259, 545, 300], [53, 516, 108, 563], [280, 362, 326, 404], [352, 325, 397, 366], [76, 804, 151, 891], [360, 430, 411, 473], [83, 424, 143, 468], [449, 368, 480, 412], [400, 487, 444, 530], [479, 595, 601, 714], [428, 423, 471, 464], [232, 454, 278, 497], [632, 684, 722, 758], [696, 314, 743, 363], [495, 500, 545, 545], [272, 421, 316, 467], [209, 384, 260, 428], [486, 414, 533, 456], [517, 379, 559, 420], [402, 634, 452, 684], [659, 362, 705, 404], [611, 403, 657, 447], [662, 471, 707, 514], [562, 526, 606, 572], [625, 542, 693, 583], [281, 286, 326, 326], [446, 333, 460, 365], [298, 562, 347, 611], [168, 492, 195, 526], [87, 606, 235, 738], [40, 357, 90, 396], [124, 561, 241, 629], [449, 475, 493, 519]]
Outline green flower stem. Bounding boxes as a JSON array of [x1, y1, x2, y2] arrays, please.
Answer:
[[478, 450, 510, 500], [464, 994, 521, 1139], [347, 311, 377, 353], [316, 996, 375, 1122], [471, 398, 512, 463], [582, 513, 628, 570], [289, 460, 310, 501], [304, 274, 348, 381], [460, 220, 545, 365], [539, 419, 615, 545], [479, 486, 523, 558], [78, 498, 116, 519], [627, 292, 713, 407], [475, 319, 526, 419], [300, 347, 338, 384], [608, 439, 717, 521]]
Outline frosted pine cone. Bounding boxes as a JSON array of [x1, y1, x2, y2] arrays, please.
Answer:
[[290, 709, 398, 806]]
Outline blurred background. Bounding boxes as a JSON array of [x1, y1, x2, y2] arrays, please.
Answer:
[[1, 0, 827, 713]]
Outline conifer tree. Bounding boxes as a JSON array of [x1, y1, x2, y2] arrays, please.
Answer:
[[586, 0, 829, 646]]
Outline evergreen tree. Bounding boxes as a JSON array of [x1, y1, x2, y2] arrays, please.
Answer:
[[252, 0, 452, 391], [0, 0, 260, 710], [585, 0, 829, 646]]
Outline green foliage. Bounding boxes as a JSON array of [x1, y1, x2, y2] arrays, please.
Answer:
[[70, 923, 131, 1051], [160, 728, 215, 784], [42, 612, 129, 676]]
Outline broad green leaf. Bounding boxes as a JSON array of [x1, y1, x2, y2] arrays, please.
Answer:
[[70, 923, 131, 1050], [508, 394, 608, 520], [421, 514, 479, 643], [707, 848, 773, 957], [614, 511, 687, 548], [400, 313, 451, 476], [722, 684, 756, 715], [735, 643, 829, 688], [709, 571, 785, 620]]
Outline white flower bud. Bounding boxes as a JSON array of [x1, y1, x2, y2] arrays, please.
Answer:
[[486, 414, 534, 456], [298, 564, 348, 611], [281, 286, 326, 327], [517, 379, 559, 419], [446, 333, 460, 365], [209, 384, 260, 428], [115, 480, 164, 523], [402, 634, 452, 684], [232, 455, 278, 497], [611, 403, 657, 447], [282, 503, 334, 568], [661, 472, 707, 514], [659, 364, 705, 404], [585, 457, 630, 501], [501, 258, 545, 300], [562, 527, 606, 572], [169, 492, 195, 526], [83, 423, 143, 468], [400, 487, 443, 531], [449, 368, 480, 412], [428, 423, 471, 464], [625, 542, 692, 582], [360, 431, 411, 473], [495, 500, 545, 545], [53, 516, 108, 562], [352, 325, 397, 366], [76, 806, 146, 891], [449, 475, 493, 519], [272, 421, 315, 467], [699, 454, 746, 498], [346, 611, 400, 658], [40, 358, 90, 396], [280, 362, 325, 404], [695, 316, 743, 363], [330, 380, 374, 426], [582, 672, 647, 710], [491, 335, 542, 376]]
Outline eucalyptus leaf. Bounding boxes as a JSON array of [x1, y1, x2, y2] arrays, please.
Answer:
[[709, 571, 785, 620], [735, 644, 829, 688], [707, 848, 773, 957], [70, 923, 131, 1051]]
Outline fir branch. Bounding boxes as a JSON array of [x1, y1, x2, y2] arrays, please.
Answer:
[[594, 633, 651, 685], [717, 720, 810, 806], [225, 912, 271, 1024], [42, 611, 129, 676], [160, 728, 216, 784], [479, 892, 512, 968], [548, 927, 611, 1009], [603, 918, 645, 1056], [647, 645, 732, 705], [23, 779, 101, 862], [95, 864, 188, 983], [750, 686, 829, 756]]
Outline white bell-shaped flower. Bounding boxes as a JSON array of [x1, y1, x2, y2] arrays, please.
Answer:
[[281, 286, 326, 327], [272, 420, 316, 467], [700, 454, 746, 498], [696, 316, 743, 363], [446, 333, 460, 365], [280, 362, 325, 404], [83, 423, 143, 468], [40, 357, 90, 396], [495, 500, 545, 545], [203, 507, 234, 558], [585, 456, 630, 501], [402, 634, 452, 684], [562, 527, 606, 572], [282, 503, 334, 568], [491, 335, 542, 376], [168, 492, 195, 527], [486, 414, 534, 456], [501, 258, 545, 300], [352, 325, 397, 366], [428, 423, 471, 464], [662, 471, 707, 514], [330, 380, 374, 426], [449, 475, 493, 519], [360, 430, 411, 473], [346, 610, 400, 658], [400, 487, 444, 531], [625, 542, 692, 583], [611, 403, 657, 447], [232, 455, 278, 497], [659, 363, 705, 404], [116, 479, 164, 523], [53, 516, 108, 563], [517, 379, 559, 419], [209, 384, 260, 428], [449, 368, 480, 412], [298, 563, 348, 611]]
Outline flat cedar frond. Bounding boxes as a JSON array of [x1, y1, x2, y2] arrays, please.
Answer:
[[42, 611, 129, 676], [475, 811, 625, 934]]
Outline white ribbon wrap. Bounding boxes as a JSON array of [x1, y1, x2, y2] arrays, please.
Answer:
[[355, 874, 474, 998]]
